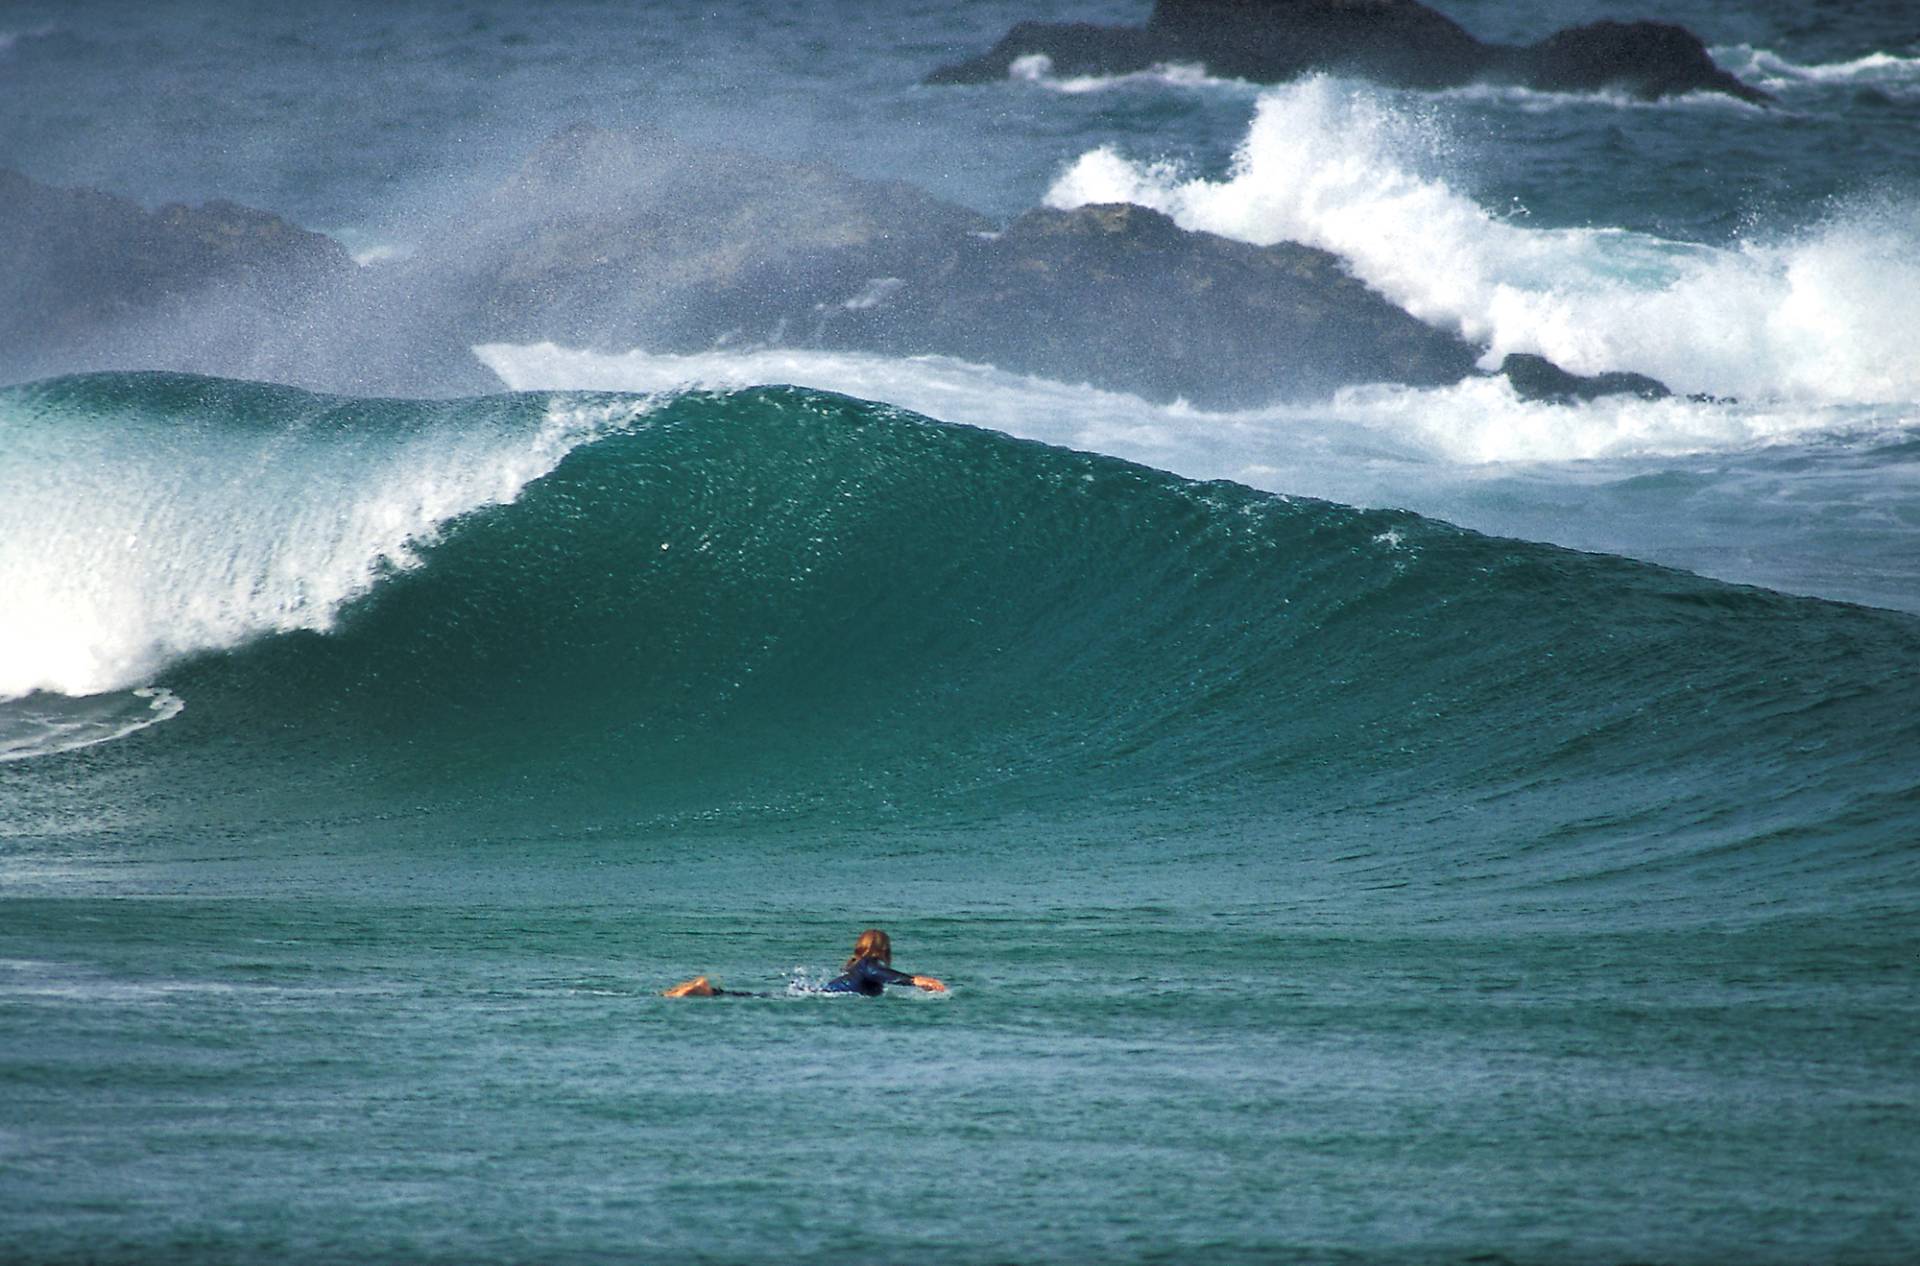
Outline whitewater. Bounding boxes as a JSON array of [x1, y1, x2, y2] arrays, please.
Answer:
[[1042, 77, 1920, 403], [0, 378, 656, 704]]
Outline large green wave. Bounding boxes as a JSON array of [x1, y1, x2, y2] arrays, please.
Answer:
[[10, 377, 1918, 914]]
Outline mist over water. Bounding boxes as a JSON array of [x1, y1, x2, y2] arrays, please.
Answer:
[[4, 2, 1919, 1264]]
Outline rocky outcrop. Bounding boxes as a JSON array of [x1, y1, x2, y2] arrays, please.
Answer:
[[0, 145, 1484, 406], [926, 22, 1176, 87], [1496, 353, 1670, 404], [380, 126, 1478, 405], [811, 203, 1479, 406], [9, 130, 1671, 410], [1512, 21, 1764, 104], [0, 169, 356, 385], [398, 122, 994, 353], [0, 131, 1000, 395], [928, 0, 1772, 106]]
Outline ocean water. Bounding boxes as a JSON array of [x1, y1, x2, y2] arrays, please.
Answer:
[[4, 2, 1919, 1264]]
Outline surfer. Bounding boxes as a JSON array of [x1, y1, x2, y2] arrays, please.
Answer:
[[663, 928, 947, 997]]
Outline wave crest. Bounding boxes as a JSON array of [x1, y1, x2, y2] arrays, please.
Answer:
[[0, 373, 654, 701]]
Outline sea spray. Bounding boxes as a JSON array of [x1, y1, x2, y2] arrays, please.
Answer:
[[1043, 77, 1920, 402], [0, 374, 655, 701]]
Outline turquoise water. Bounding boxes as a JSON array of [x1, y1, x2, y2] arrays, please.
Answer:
[[5, 0, 1920, 1261], [4, 378, 1918, 1262], [6, 901, 1915, 1264]]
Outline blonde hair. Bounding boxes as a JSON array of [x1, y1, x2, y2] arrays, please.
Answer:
[[843, 928, 892, 972]]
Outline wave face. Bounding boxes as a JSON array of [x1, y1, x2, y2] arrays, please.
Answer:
[[478, 342, 1920, 617], [6, 374, 1916, 921], [1044, 77, 1920, 404]]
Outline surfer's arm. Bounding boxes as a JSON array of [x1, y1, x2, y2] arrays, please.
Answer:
[[867, 962, 947, 992]]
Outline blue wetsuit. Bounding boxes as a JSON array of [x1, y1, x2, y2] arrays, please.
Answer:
[[820, 957, 921, 996]]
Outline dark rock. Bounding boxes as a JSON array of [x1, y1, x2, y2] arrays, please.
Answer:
[[925, 22, 1165, 85], [927, 0, 1772, 105], [813, 203, 1480, 406], [402, 121, 994, 353], [1513, 21, 1771, 105], [1, 128, 1488, 406], [0, 127, 998, 395], [401, 126, 1480, 404], [1497, 353, 1671, 404], [1147, 0, 1487, 89], [0, 169, 355, 384]]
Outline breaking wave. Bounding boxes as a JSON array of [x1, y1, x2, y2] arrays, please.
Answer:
[[1043, 77, 1920, 403]]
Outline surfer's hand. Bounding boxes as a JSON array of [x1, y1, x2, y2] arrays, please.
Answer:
[[664, 975, 717, 997], [911, 975, 947, 992]]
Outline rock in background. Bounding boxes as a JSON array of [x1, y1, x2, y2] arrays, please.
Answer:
[[6, 127, 1686, 410], [0, 169, 355, 387], [811, 202, 1479, 407], [928, 0, 1772, 105]]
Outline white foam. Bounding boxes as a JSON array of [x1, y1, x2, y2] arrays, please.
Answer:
[[1717, 44, 1920, 91], [1431, 81, 1767, 114], [323, 226, 418, 267], [1042, 77, 1920, 405], [477, 342, 1893, 471], [0, 688, 185, 763], [1008, 52, 1249, 96], [1000, 51, 1766, 110], [0, 390, 655, 701]]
